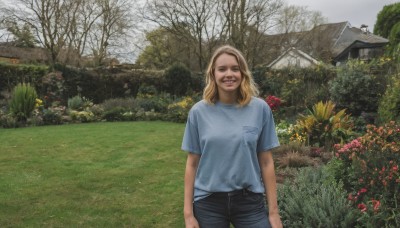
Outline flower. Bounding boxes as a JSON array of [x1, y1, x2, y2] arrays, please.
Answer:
[[357, 203, 367, 212], [371, 199, 380, 212], [265, 95, 282, 111]]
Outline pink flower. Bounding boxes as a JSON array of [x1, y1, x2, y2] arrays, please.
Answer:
[[371, 199, 380, 212], [358, 203, 367, 212]]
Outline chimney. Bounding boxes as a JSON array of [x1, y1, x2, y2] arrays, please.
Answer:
[[360, 24, 369, 33]]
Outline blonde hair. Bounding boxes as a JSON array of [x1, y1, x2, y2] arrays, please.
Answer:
[[203, 45, 259, 106]]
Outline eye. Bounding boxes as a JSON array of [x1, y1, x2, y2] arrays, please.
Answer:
[[232, 67, 240, 72]]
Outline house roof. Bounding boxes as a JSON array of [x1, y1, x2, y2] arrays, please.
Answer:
[[267, 47, 320, 69], [264, 21, 389, 65], [0, 44, 49, 63]]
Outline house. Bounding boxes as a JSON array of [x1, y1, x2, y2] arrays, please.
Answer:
[[0, 43, 49, 64], [267, 47, 320, 69], [265, 21, 389, 67]]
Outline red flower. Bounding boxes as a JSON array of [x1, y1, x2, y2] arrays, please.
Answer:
[[357, 203, 367, 212], [371, 199, 380, 212], [360, 188, 367, 193], [265, 95, 281, 111]]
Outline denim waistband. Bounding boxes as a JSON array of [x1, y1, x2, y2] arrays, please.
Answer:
[[213, 189, 251, 197]]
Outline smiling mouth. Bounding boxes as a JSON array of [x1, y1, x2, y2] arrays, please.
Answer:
[[223, 80, 236, 84]]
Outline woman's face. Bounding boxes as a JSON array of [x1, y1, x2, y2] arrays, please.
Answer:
[[213, 53, 242, 96]]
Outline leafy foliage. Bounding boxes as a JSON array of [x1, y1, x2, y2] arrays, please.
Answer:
[[164, 63, 192, 96], [378, 74, 400, 123], [329, 60, 386, 115], [9, 83, 38, 122], [334, 122, 400, 226], [278, 167, 357, 228], [294, 101, 353, 149], [374, 2, 400, 38]]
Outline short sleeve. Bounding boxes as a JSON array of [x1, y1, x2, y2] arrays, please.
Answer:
[[257, 106, 280, 152], [181, 111, 201, 154]]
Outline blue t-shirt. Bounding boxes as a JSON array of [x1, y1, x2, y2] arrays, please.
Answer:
[[181, 97, 280, 201]]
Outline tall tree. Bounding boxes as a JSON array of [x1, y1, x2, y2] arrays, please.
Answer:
[[374, 3, 400, 59], [136, 27, 196, 70], [89, 0, 133, 66], [142, 0, 284, 70], [1, 0, 134, 67], [143, 0, 220, 71]]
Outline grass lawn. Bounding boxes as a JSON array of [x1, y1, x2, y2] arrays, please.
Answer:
[[0, 121, 187, 227]]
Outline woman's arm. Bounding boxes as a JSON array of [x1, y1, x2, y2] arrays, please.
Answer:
[[184, 153, 201, 228], [258, 151, 283, 228]]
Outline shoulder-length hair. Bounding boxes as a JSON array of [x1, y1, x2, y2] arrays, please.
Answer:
[[203, 45, 259, 106]]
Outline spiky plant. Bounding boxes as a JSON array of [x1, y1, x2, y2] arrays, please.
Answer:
[[295, 101, 353, 149], [9, 83, 38, 123]]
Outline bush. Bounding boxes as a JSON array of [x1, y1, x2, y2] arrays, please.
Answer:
[[134, 94, 171, 113], [278, 167, 357, 227], [102, 107, 126, 122], [42, 106, 66, 125], [334, 121, 400, 226], [294, 101, 353, 149], [277, 152, 315, 168], [69, 110, 95, 123], [41, 71, 65, 107], [68, 95, 93, 111], [329, 60, 386, 116], [165, 96, 194, 123], [100, 97, 135, 113], [9, 82, 38, 123], [164, 63, 191, 96], [378, 74, 400, 123]]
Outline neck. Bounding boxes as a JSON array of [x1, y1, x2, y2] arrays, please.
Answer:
[[218, 91, 238, 104]]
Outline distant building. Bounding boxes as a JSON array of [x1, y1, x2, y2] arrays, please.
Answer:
[[267, 47, 320, 69], [0, 42, 49, 64], [265, 21, 389, 68]]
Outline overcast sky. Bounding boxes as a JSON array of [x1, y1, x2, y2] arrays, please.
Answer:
[[285, 0, 398, 32]]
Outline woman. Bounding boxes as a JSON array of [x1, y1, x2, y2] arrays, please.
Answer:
[[182, 45, 282, 228]]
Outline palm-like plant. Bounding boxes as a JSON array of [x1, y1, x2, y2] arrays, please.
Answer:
[[295, 101, 353, 149]]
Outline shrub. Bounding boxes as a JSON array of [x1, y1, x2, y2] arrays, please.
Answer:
[[102, 107, 126, 122], [69, 110, 95, 123], [42, 106, 66, 125], [68, 95, 93, 111], [134, 94, 171, 113], [41, 71, 65, 107], [294, 101, 353, 149], [164, 63, 191, 96], [100, 97, 135, 112], [165, 96, 194, 123], [378, 74, 400, 123], [329, 60, 386, 116], [277, 152, 315, 168], [278, 167, 357, 227], [334, 121, 400, 226], [9, 82, 38, 123]]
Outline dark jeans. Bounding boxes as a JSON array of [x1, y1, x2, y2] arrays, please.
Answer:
[[193, 189, 271, 228]]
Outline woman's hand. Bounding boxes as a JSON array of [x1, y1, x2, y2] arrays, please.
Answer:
[[185, 215, 200, 228], [269, 213, 283, 228]]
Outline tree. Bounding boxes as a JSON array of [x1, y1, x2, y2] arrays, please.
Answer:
[[374, 3, 400, 58], [374, 3, 400, 38], [88, 0, 134, 66], [142, 0, 284, 70], [143, 0, 221, 71], [1, 0, 134, 67], [5, 22, 38, 47], [274, 4, 326, 34], [136, 27, 196, 70]]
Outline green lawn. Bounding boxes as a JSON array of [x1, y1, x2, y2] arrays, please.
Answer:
[[0, 121, 187, 227]]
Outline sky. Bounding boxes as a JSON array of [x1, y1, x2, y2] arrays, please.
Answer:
[[286, 0, 399, 32]]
